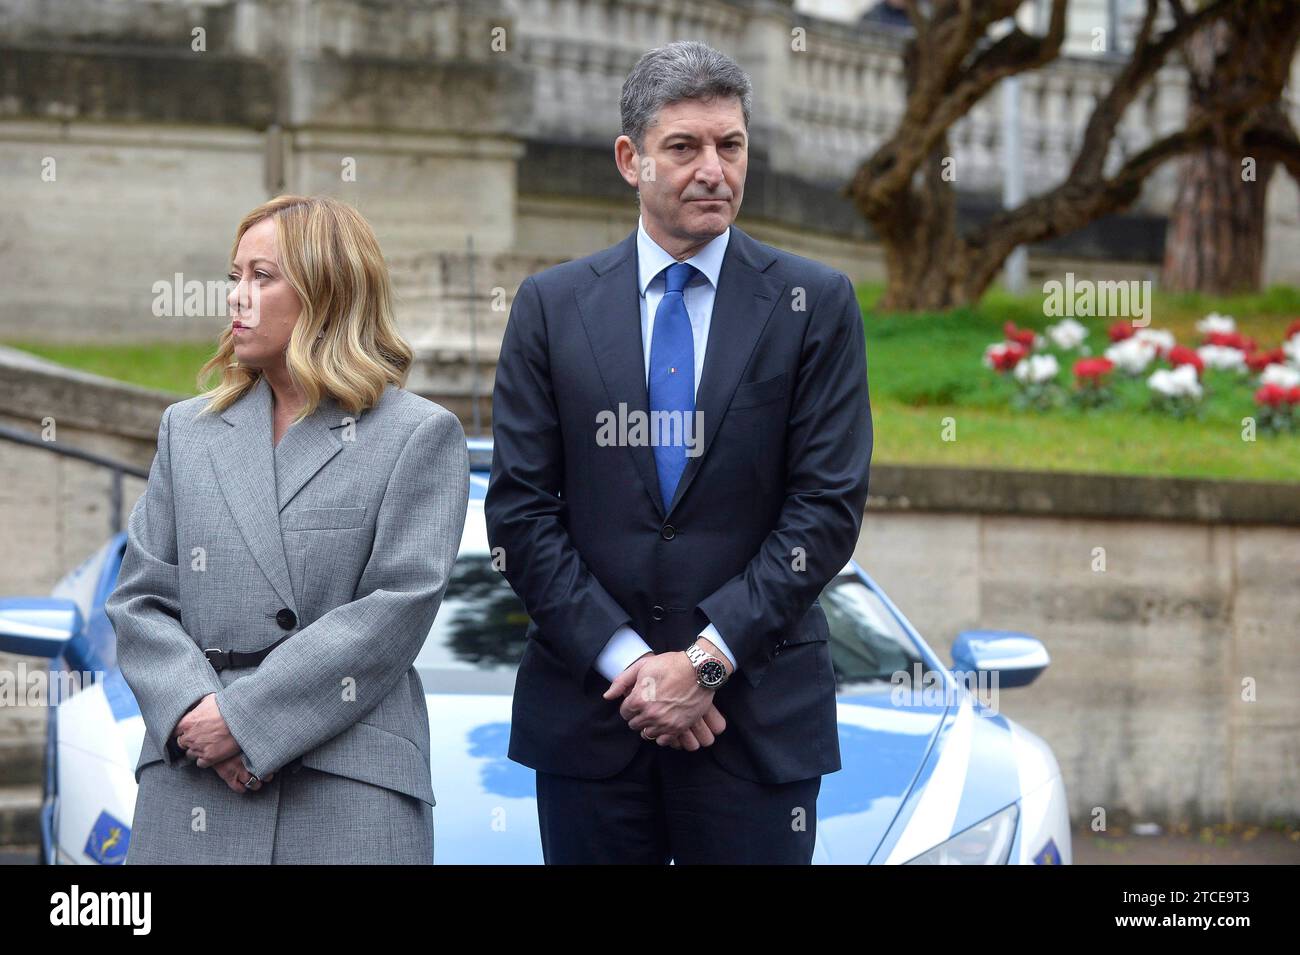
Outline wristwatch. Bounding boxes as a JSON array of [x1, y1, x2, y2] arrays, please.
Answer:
[[685, 642, 730, 690]]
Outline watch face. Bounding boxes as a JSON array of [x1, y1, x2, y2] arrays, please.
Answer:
[[698, 659, 727, 688]]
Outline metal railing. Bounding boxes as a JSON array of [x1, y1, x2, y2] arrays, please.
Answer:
[[0, 424, 149, 535]]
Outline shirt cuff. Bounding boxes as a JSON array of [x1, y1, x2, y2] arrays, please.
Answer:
[[699, 623, 738, 673], [595, 624, 654, 683]]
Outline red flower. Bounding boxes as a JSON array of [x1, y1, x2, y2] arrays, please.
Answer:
[[1254, 383, 1293, 407], [1003, 321, 1037, 349], [1108, 321, 1135, 342], [1073, 357, 1114, 382], [1286, 319, 1300, 340], [1245, 349, 1285, 372], [1206, 330, 1255, 352], [1167, 345, 1204, 376], [1290, 386, 1300, 405], [987, 341, 1028, 372]]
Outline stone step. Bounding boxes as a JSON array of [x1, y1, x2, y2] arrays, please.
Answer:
[[0, 784, 42, 848]]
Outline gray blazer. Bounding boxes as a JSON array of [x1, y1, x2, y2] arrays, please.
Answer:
[[105, 375, 469, 863]]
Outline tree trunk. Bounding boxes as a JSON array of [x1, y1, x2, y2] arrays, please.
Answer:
[[1161, 25, 1276, 294], [876, 137, 966, 311]]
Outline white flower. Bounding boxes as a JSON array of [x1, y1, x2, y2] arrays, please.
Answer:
[[1132, 328, 1176, 354], [1196, 344, 1246, 371], [1014, 353, 1059, 384], [1196, 312, 1236, 336], [1285, 335, 1300, 365], [1105, 337, 1157, 373], [1148, 364, 1203, 400], [1260, 363, 1300, 389], [1045, 318, 1088, 350]]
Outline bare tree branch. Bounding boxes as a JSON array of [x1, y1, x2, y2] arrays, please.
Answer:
[[928, 0, 1068, 138], [901, 0, 927, 37], [1242, 109, 1300, 185], [1068, 0, 1234, 183], [964, 64, 1299, 298], [849, 0, 1067, 217]]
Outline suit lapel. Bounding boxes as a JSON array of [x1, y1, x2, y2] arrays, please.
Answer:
[[575, 231, 665, 518], [207, 377, 353, 612], [666, 227, 783, 515], [273, 395, 347, 512], [575, 226, 784, 519]]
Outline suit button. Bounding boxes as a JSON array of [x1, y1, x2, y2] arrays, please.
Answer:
[[276, 608, 298, 630], [661, 524, 676, 540], [651, 605, 665, 621]]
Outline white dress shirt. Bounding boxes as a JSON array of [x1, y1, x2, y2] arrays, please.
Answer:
[[593, 216, 739, 681]]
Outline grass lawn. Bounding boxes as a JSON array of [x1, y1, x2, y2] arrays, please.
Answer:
[[5, 282, 1299, 482], [3, 341, 215, 397], [856, 282, 1300, 482]]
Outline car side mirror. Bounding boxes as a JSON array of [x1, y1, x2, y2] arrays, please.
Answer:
[[0, 597, 83, 658], [951, 629, 1049, 688]]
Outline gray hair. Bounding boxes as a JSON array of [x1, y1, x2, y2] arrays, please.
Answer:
[[620, 41, 753, 151]]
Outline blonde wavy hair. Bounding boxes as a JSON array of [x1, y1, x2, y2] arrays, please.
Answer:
[[198, 194, 413, 421]]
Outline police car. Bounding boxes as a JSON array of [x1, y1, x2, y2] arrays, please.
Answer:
[[0, 437, 1070, 864]]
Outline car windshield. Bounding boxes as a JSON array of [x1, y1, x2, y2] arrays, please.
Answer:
[[819, 574, 924, 690], [415, 556, 923, 694], [414, 555, 529, 694]]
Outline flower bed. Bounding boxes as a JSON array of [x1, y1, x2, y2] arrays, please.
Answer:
[[981, 315, 1300, 435]]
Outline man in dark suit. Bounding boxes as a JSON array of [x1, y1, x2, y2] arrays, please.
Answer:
[[485, 40, 872, 864]]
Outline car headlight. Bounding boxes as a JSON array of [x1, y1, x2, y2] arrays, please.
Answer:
[[903, 803, 1019, 864]]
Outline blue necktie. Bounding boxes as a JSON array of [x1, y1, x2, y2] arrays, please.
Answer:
[[647, 261, 696, 511]]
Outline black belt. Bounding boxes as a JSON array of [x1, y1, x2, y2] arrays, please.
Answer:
[[202, 634, 291, 672]]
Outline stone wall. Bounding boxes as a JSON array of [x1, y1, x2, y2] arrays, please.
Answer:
[[857, 466, 1300, 826]]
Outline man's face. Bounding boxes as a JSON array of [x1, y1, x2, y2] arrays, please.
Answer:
[[616, 96, 747, 250]]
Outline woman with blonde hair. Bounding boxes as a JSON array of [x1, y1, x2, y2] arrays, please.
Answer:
[[106, 194, 469, 864]]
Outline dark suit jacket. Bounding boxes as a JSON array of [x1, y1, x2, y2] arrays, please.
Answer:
[[485, 224, 872, 785]]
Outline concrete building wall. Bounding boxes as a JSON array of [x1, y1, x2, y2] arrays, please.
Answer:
[[857, 512, 1300, 825]]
